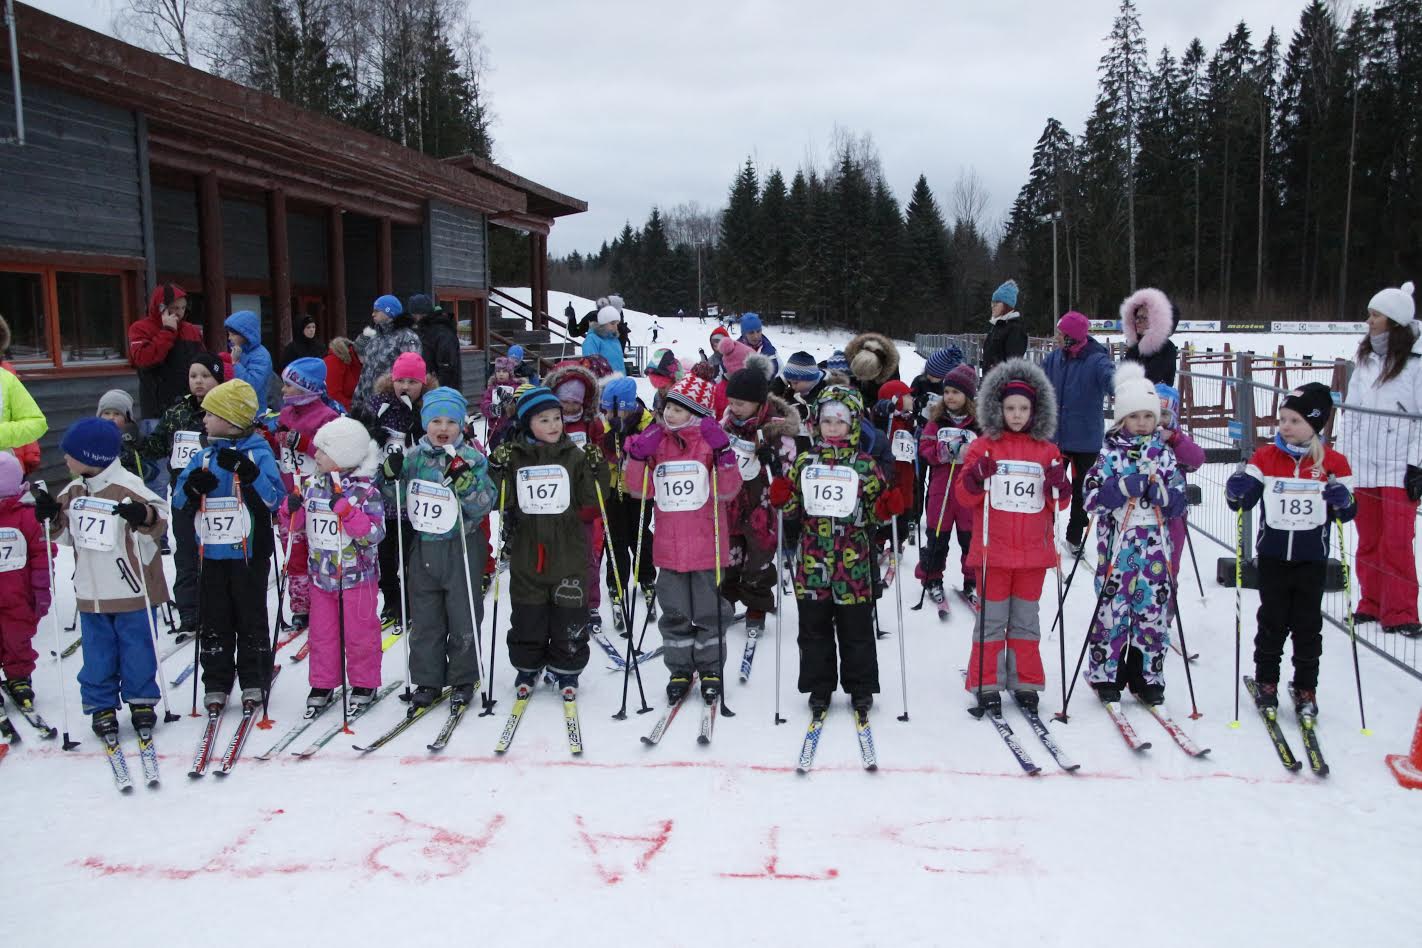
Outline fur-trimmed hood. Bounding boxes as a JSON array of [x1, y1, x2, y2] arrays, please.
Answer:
[[844, 331, 900, 387], [328, 336, 355, 364], [976, 357, 1058, 440], [725, 393, 799, 441], [545, 361, 600, 421], [1119, 287, 1174, 357]]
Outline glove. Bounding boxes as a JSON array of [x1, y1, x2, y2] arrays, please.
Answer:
[[1407, 464, 1422, 503], [699, 416, 730, 453], [1145, 480, 1168, 509], [1322, 480, 1351, 510], [285, 493, 302, 514], [216, 447, 259, 481], [487, 444, 512, 476], [626, 426, 664, 461], [31, 486, 60, 524], [1120, 473, 1150, 498], [1094, 476, 1128, 510], [875, 491, 908, 519], [445, 454, 474, 493], [577, 505, 598, 524], [768, 477, 793, 508], [756, 443, 777, 469], [963, 455, 996, 494], [184, 467, 219, 499], [1224, 471, 1254, 510], [1163, 489, 1187, 520], [1045, 460, 1071, 495], [381, 452, 404, 481], [114, 500, 150, 528], [332, 497, 354, 519]]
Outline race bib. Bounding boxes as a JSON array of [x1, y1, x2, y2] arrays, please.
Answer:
[[516, 464, 571, 515], [937, 426, 976, 462], [70, 496, 119, 552], [305, 498, 343, 551], [0, 527, 25, 573], [197, 495, 249, 545], [407, 479, 458, 534], [1263, 477, 1326, 531], [802, 464, 860, 518], [568, 431, 588, 452], [653, 461, 709, 513], [891, 429, 916, 462], [280, 444, 318, 477], [990, 461, 1045, 514], [729, 435, 761, 481], [169, 430, 202, 470]]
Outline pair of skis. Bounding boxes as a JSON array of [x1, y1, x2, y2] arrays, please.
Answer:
[[1243, 677, 1329, 776], [795, 705, 878, 773], [1095, 690, 1210, 758], [640, 682, 718, 748], [494, 683, 584, 755], [960, 671, 1078, 774], [592, 628, 664, 671], [189, 665, 284, 778], [103, 726, 160, 792]]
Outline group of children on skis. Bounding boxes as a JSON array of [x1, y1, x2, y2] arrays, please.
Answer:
[[0, 285, 1362, 754]]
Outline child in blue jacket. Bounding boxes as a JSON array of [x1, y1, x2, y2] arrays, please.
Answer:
[[225, 309, 274, 414]]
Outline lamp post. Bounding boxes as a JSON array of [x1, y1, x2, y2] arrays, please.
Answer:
[[1038, 211, 1063, 318]]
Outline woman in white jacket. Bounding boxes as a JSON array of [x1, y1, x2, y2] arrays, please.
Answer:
[[1340, 281, 1422, 637]]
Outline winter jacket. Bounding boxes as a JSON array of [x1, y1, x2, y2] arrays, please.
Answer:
[[224, 310, 274, 414], [581, 328, 627, 376], [480, 377, 520, 446], [172, 432, 285, 561], [138, 394, 205, 474], [353, 315, 422, 410], [128, 285, 206, 417], [291, 470, 386, 592], [324, 338, 361, 410], [626, 422, 742, 573], [416, 312, 463, 391], [0, 495, 53, 625], [276, 396, 342, 459], [1338, 342, 1422, 489], [1119, 287, 1178, 386], [0, 368, 47, 454], [602, 404, 655, 494], [920, 408, 980, 534], [118, 431, 165, 496], [752, 335, 780, 376], [879, 410, 919, 509], [1230, 441, 1355, 563], [1041, 336, 1115, 453], [982, 312, 1028, 374], [1084, 430, 1185, 560], [381, 435, 497, 544], [780, 386, 888, 604], [722, 396, 799, 552], [54, 460, 170, 613]]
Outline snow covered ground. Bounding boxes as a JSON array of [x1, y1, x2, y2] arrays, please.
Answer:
[[10, 296, 1422, 947]]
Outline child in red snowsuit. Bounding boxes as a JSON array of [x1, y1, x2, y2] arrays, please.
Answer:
[[0, 452, 52, 704]]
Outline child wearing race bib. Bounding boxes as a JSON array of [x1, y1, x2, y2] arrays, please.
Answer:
[[873, 379, 920, 560], [917, 364, 981, 610], [97, 389, 165, 496], [545, 361, 609, 634], [33, 419, 170, 739], [720, 357, 798, 638], [378, 387, 497, 711], [138, 353, 224, 637], [1081, 362, 1186, 706], [172, 380, 286, 711], [625, 374, 742, 706], [487, 386, 608, 697], [957, 359, 1070, 713], [287, 417, 387, 713], [1155, 382, 1206, 578], [768, 385, 899, 717], [1226, 383, 1354, 716], [599, 377, 657, 622], [0, 453, 52, 708]]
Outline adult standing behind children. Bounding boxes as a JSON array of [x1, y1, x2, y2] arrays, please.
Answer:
[[1040, 311, 1115, 554], [128, 283, 206, 420], [982, 280, 1028, 375], [353, 295, 422, 412]]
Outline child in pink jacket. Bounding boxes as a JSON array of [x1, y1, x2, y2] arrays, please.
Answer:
[[916, 364, 981, 612], [625, 374, 741, 707], [0, 452, 52, 706]]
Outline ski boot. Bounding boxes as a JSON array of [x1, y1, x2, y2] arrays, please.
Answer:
[[586, 611, 603, 639], [642, 584, 657, 621], [925, 580, 946, 606], [1252, 681, 1279, 710], [306, 687, 334, 718], [128, 703, 157, 737], [410, 686, 441, 710], [203, 691, 228, 712], [4, 676, 34, 705], [746, 610, 766, 638], [1012, 690, 1039, 713], [1091, 682, 1122, 703], [610, 598, 626, 632], [851, 693, 873, 718], [961, 582, 979, 610], [379, 612, 402, 636], [1291, 686, 1318, 718], [1390, 623, 1422, 638], [1353, 611, 1378, 625], [481, 573, 492, 596], [809, 692, 831, 715], [91, 708, 119, 738], [240, 687, 264, 708], [974, 690, 1002, 716], [514, 670, 537, 699], [290, 612, 310, 632], [1138, 684, 1165, 706], [666, 673, 693, 705], [556, 674, 579, 701], [449, 684, 476, 710], [349, 687, 377, 709], [700, 675, 722, 704]]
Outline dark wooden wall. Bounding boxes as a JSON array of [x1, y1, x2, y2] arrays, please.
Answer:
[[289, 212, 326, 287], [429, 200, 487, 290], [221, 197, 269, 281], [153, 184, 200, 275], [25, 373, 142, 487]]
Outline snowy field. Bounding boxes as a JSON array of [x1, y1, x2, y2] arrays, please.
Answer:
[[9, 295, 1422, 947]]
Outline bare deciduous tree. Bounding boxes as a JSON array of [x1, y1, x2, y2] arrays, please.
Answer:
[[663, 201, 721, 249], [950, 166, 991, 231], [114, 0, 203, 66]]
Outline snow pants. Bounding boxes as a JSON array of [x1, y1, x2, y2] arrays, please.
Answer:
[[1254, 557, 1325, 691], [603, 490, 655, 594], [1354, 486, 1419, 626], [277, 519, 310, 617], [657, 568, 725, 679], [78, 608, 159, 713], [915, 524, 972, 589], [1086, 529, 1171, 690], [722, 532, 779, 616], [309, 580, 382, 689], [376, 517, 415, 622], [508, 574, 590, 677], [1064, 451, 1098, 548], [797, 598, 878, 699], [199, 556, 273, 695], [965, 567, 1046, 694], [172, 502, 201, 629], [585, 519, 604, 611], [407, 535, 483, 689], [0, 616, 38, 680]]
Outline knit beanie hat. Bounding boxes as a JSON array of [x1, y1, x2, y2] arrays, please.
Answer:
[[597, 305, 621, 326], [555, 377, 587, 405], [1367, 281, 1416, 327], [600, 376, 639, 412], [1111, 362, 1159, 424], [61, 417, 122, 469], [992, 279, 1019, 309], [281, 357, 327, 394], [878, 379, 911, 408], [492, 356, 517, 376], [190, 352, 225, 383], [407, 294, 435, 317], [1000, 379, 1039, 412], [942, 364, 978, 400], [710, 326, 730, 348], [739, 312, 763, 335], [666, 374, 715, 417], [783, 351, 824, 384], [826, 350, 850, 375], [312, 416, 374, 470], [646, 348, 681, 390], [1281, 382, 1335, 434], [420, 386, 467, 427], [1057, 310, 1090, 343], [507, 344, 526, 362], [725, 366, 770, 404], [391, 351, 427, 382], [517, 385, 560, 421], [202, 379, 259, 430], [718, 337, 753, 376], [96, 388, 134, 420], [373, 294, 402, 318], [924, 346, 963, 380], [0, 452, 23, 499]]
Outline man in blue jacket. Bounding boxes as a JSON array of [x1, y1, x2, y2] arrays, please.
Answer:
[[223, 310, 273, 414], [1041, 311, 1114, 553]]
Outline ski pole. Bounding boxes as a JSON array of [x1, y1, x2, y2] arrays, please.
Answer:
[[39, 483, 80, 750], [710, 459, 734, 718], [192, 457, 209, 716], [393, 478, 414, 701], [773, 508, 786, 725], [598, 476, 648, 717], [1056, 506, 1126, 722], [970, 456, 991, 714], [133, 516, 180, 725], [1048, 518, 1093, 637], [1183, 510, 1207, 601], [453, 494, 488, 709], [890, 510, 909, 722], [1231, 506, 1244, 728], [1153, 503, 1200, 720], [1050, 492, 1067, 714], [614, 466, 652, 719], [1335, 513, 1369, 734], [480, 479, 506, 717], [330, 478, 352, 734]]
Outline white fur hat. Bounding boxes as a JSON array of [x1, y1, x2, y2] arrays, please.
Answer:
[[312, 416, 380, 474], [597, 305, 621, 326], [1112, 361, 1159, 424], [1368, 281, 1416, 327]]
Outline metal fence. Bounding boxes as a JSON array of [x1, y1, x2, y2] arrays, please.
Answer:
[[914, 333, 1055, 366]]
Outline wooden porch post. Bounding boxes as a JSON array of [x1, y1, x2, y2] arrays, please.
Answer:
[[197, 171, 227, 351], [529, 231, 548, 331], [268, 188, 292, 349], [377, 217, 393, 296], [328, 206, 347, 338]]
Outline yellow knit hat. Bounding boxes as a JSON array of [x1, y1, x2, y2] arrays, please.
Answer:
[[201, 379, 259, 429]]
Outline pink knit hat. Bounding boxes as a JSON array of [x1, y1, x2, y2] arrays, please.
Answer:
[[392, 351, 427, 381], [718, 336, 754, 376]]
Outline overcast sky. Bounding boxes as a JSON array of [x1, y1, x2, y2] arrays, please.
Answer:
[[30, 0, 1311, 255]]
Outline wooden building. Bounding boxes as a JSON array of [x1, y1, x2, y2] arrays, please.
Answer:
[[0, 3, 583, 476]]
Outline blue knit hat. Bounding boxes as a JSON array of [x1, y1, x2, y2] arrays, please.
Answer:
[[420, 386, 467, 428], [281, 357, 327, 394], [826, 350, 850, 374], [61, 417, 122, 469], [739, 312, 763, 335], [600, 377, 639, 412], [373, 295, 402, 318], [925, 346, 965, 380], [517, 385, 560, 421], [507, 344, 525, 362], [992, 280, 1019, 309], [783, 351, 824, 384]]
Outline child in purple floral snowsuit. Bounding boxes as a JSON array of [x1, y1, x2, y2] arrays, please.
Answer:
[[1082, 363, 1186, 705]]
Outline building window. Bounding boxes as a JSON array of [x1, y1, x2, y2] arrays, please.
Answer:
[[0, 265, 133, 368], [441, 294, 486, 349]]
